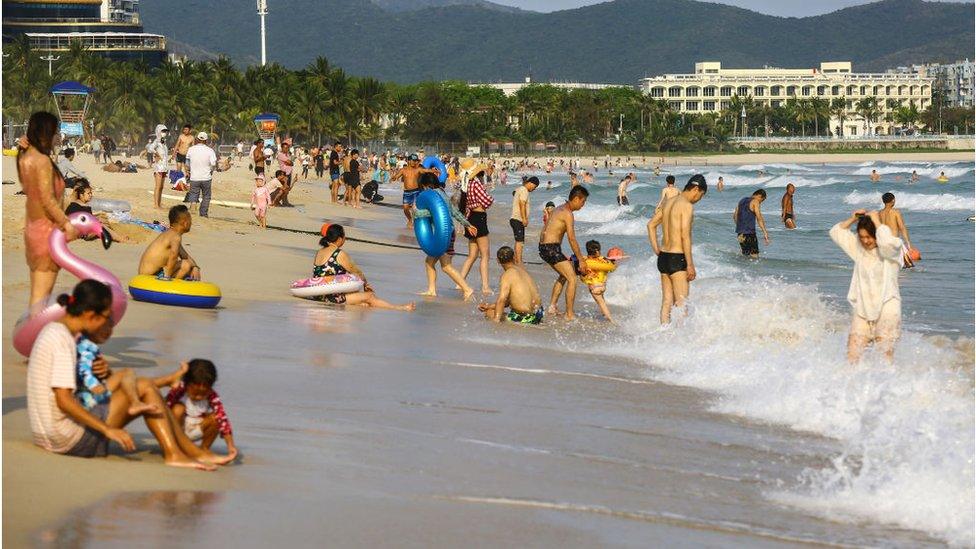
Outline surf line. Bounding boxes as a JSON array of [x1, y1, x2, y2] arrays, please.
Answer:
[[435, 496, 859, 548], [442, 361, 658, 386], [153, 191, 546, 263]]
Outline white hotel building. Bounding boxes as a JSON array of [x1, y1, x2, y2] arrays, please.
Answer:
[[639, 62, 933, 136]]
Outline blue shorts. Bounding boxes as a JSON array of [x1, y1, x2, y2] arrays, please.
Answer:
[[402, 189, 421, 206]]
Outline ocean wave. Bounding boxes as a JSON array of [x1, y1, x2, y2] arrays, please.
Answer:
[[843, 190, 974, 211], [598, 260, 974, 546], [701, 171, 766, 188], [736, 163, 816, 172], [762, 175, 840, 188], [583, 218, 647, 236], [575, 204, 633, 223], [851, 164, 972, 178]]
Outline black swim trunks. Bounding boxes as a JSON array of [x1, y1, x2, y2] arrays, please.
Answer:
[[657, 252, 687, 275], [509, 218, 525, 242], [539, 243, 568, 265], [175, 152, 187, 164], [467, 211, 489, 239], [738, 233, 759, 256], [784, 213, 795, 221], [254, 165, 265, 175], [617, 195, 629, 206]]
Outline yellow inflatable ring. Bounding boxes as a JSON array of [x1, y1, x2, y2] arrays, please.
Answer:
[[128, 275, 221, 308]]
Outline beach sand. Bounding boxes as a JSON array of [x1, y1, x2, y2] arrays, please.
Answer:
[[2, 151, 953, 546]]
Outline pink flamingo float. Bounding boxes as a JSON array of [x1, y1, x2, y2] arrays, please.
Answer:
[[13, 212, 127, 356]]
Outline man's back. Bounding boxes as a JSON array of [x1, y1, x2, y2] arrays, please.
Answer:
[[504, 266, 541, 313], [879, 207, 903, 233], [186, 144, 215, 180], [138, 230, 179, 275], [661, 195, 691, 253]]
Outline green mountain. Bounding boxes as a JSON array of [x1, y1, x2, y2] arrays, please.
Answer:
[[141, 0, 975, 83]]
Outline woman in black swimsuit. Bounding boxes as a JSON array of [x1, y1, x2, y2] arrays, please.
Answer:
[[313, 225, 415, 311]]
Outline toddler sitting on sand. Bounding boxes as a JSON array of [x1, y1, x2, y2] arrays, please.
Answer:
[[166, 359, 238, 459]]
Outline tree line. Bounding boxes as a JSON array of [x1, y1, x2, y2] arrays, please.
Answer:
[[3, 38, 971, 152]]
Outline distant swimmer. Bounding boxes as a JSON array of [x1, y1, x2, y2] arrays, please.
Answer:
[[647, 174, 708, 325], [539, 185, 590, 320], [479, 246, 543, 324], [830, 210, 903, 364], [655, 175, 679, 211], [569, 171, 579, 187], [781, 183, 796, 229], [870, 169, 881, 183], [717, 176, 725, 192], [733, 189, 770, 258], [617, 173, 634, 206], [879, 192, 915, 268], [910, 170, 919, 183], [937, 171, 949, 183]]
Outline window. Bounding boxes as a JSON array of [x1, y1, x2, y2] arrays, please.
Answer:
[[686, 101, 699, 111], [897, 85, 907, 95], [650, 87, 665, 98], [720, 86, 734, 97], [771, 100, 782, 108], [668, 86, 682, 97], [910, 85, 919, 95], [860, 85, 868, 95], [817, 85, 827, 96], [703, 86, 716, 97], [786, 85, 797, 96], [848, 85, 857, 95], [885, 85, 893, 95], [737, 86, 750, 96], [802, 86, 812, 96], [832, 85, 841, 96], [873, 85, 882, 95], [703, 101, 716, 111], [754, 86, 765, 97], [686, 87, 699, 97], [770, 86, 783, 96], [720, 101, 730, 110]]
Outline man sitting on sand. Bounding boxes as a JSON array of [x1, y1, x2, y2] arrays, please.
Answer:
[[647, 174, 707, 324], [539, 186, 591, 320], [138, 205, 201, 280], [479, 246, 543, 324]]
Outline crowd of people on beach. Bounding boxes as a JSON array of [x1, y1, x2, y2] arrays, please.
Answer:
[[13, 108, 932, 471]]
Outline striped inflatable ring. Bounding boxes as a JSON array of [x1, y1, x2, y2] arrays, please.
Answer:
[[413, 190, 453, 258], [422, 156, 447, 185], [128, 275, 222, 309]]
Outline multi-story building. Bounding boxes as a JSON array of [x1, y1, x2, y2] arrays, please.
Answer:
[[639, 62, 933, 136], [474, 76, 630, 97], [2, 0, 166, 66], [889, 59, 973, 109]]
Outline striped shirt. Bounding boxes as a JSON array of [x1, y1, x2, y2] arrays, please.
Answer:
[[464, 177, 494, 217], [27, 322, 84, 453]]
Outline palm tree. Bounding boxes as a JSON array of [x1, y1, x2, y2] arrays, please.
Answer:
[[856, 97, 881, 136], [829, 97, 847, 137], [809, 97, 829, 136]]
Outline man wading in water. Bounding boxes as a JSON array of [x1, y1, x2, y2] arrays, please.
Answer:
[[647, 175, 707, 324]]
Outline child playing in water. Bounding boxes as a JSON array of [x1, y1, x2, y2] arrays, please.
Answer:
[[165, 359, 238, 459], [251, 174, 270, 229], [579, 240, 619, 322]]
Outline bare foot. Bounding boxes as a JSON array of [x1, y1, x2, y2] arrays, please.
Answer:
[[564, 313, 576, 321], [197, 451, 236, 466], [547, 305, 561, 316], [399, 302, 417, 312], [166, 456, 216, 471], [481, 288, 494, 296], [417, 290, 437, 297], [462, 288, 475, 301], [128, 401, 160, 416]]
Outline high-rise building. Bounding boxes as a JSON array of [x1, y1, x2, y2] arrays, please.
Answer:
[[2, 0, 166, 66], [888, 60, 974, 109], [639, 62, 933, 136]]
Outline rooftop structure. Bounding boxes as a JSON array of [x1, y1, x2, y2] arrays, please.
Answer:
[[473, 76, 631, 97], [2, 0, 166, 66], [639, 62, 933, 136]]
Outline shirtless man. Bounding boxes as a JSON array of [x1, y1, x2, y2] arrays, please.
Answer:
[[538, 186, 591, 320], [138, 205, 200, 280], [717, 176, 725, 192], [617, 173, 634, 206], [479, 246, 544, 324], [647, 174, 708, 324], [879, 192, 914, 267], [656, 175, 679, 211], [781, 183, 796, 229], [391, 153, 437, 227], [870, 169, 881, 183], [174, 124, 194, 174]]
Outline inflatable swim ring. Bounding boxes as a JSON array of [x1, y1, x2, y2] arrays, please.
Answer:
[[290, 274, 363, 299], [413, 190, 453, 257], [937, 176, 949, 183], [3, 148, 18, 157], [128, 275, 221, 308], [422, 156, 447, 185]]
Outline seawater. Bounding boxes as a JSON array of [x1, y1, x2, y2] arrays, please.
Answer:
[[493, 160, 975, 546]]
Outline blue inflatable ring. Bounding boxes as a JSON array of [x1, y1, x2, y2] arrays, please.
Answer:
[[128, 275, 222, 309], [422, 156, 447, 185], [414, 190, 453, 257]]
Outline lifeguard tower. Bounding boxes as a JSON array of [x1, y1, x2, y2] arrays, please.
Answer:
[[50, 81, 94, 139], [253, 112, 280, 147]]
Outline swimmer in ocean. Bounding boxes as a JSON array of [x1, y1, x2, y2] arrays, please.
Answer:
[[647, 175, 707, 325], [781, 183, 796, 229]]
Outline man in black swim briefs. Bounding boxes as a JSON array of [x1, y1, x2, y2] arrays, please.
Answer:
[[647, 174, 707, 324], [538, 186, 591, 320]]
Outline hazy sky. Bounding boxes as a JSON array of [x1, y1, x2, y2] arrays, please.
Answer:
[[494, 0, 974, 17]]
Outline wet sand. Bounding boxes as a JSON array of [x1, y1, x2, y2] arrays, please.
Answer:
[[2, 153, 951, 546]]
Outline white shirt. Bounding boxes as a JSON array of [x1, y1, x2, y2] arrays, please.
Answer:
[[148, 138, 169, 172], [830, 223, 903, 321], [185, 143, 217, 181]]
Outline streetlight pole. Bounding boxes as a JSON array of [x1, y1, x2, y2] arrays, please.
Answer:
[[257, 0, 268, 66], [740, 105, 747, 138], [40, 54, 60, 76], [618, 113, 624, 135]]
